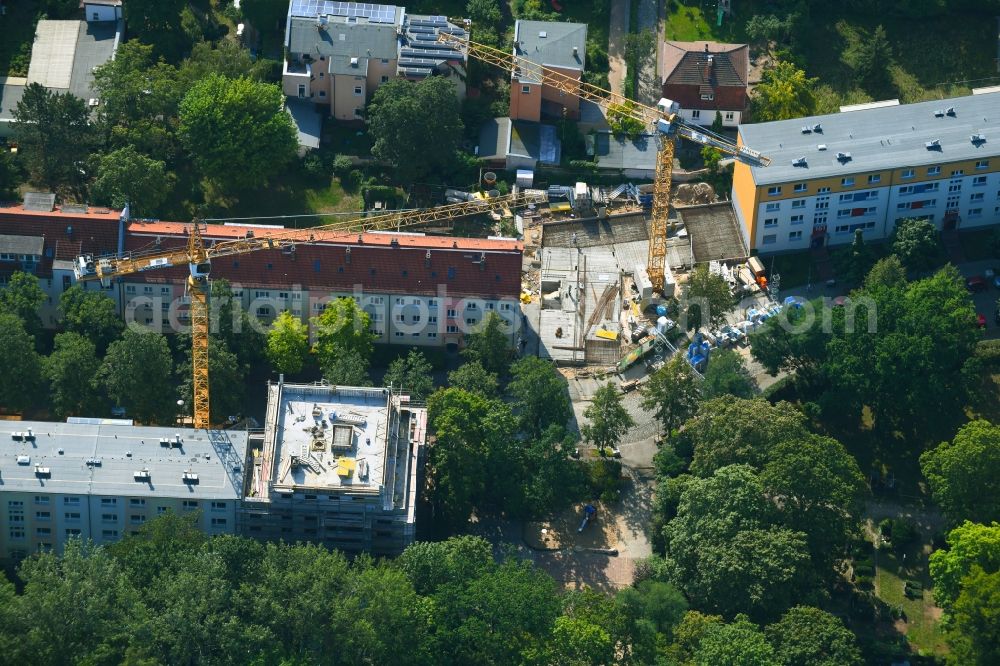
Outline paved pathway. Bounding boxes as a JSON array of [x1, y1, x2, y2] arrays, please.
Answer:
[[608, 0, 630, 95], [636, 0, 661, 106]]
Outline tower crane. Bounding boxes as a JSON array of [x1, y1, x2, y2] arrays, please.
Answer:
[[437, 32, 771, 292], [73, 192, 544, 429]]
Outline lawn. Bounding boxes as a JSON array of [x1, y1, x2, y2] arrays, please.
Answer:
[[223, 174, 364, 224], [664, 4, 715, 41], [0, 0, 40, 76], [323, 122, 373, 157], [875, 546, 948, 657]]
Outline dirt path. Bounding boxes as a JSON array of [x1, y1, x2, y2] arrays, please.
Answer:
[[608, 0, 630, 95]]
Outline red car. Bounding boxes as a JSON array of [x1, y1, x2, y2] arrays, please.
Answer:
[[967, 276, 987, 292], [977, 313, 987, 329]]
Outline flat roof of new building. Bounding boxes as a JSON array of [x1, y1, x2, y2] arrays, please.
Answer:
[[26, 20, 118, 100], [0, 421, 247, 499], [677, 201, 747, 262], [739, 91, 1000, 186], [252, 383, 426, 512]]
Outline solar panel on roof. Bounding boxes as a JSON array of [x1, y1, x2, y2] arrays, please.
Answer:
[[291, 0, 397, 22]]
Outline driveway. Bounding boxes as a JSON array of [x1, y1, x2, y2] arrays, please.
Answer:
[[635, 0, 661, 106], [608, 0, 630, 95]]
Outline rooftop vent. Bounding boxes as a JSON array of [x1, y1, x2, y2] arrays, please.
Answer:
[[134, 469, 150, 481], [791, 157, 808, 167], [836, 151, 852, 162], [946, 107, 956, 116], [182, 471, 199, 484], [538, 30, 547, 38], [925, 139, 942, 150], [34, 466, 51, 478], [817, 144, 828, 151], [971, 133, 986, 144], [85, 458, 102, 467], [800, 126, 812, 134], [934, 109, 945, 117], [350, 57, 359, 67], [812, 124, 823, 132], [16, 455, 30, 465]]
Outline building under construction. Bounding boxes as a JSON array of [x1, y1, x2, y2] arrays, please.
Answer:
[[241, 379, 426, 556]]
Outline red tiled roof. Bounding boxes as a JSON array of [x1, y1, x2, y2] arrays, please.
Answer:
[[661, 83, 747, 112], [660, 40, 748, 113], [124, 222, 523, 298], [0, 207, 122, 258]]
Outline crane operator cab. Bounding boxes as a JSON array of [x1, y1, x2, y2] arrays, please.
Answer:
[[190, 260, 211, 283], [655, 98, 680, 136], [74, 254, 97, 281]]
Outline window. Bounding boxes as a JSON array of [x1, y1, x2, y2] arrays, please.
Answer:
[[35, 511, 50, 521], [157, 507, 168, 515], [793, 183, 807, 193], [724, 111, 734, 121], [791, 199, 806, 209], [762, 234, 777, 245], [949, 183, 962, 193], [354, 108, 363, 118], [369, 296, 384, 305], [765, 202, 780, 212], [380, 58, 389, 64], [767, 186, 781, 196], [699, 93, 714, 101], [102, 498, 118, 507], [394, 331, 404, 337], [63, 497, 80, 506], [428, 315, 437, 324], [466, 318, 478, 325], [211, 518, 227, 527], [841, 177, 855, 187], [868, 174, 881, 184], [428, 332, 437, 339], [901, 168, 915, 179], [447, 308, 456, 317], [790, 215, 804, 224], [380, 75, 389, 83], [447, 325, 458, 333], [101, 530, 119, 539], [64, 512, 80, 521], [297, 84, 306, 98], [691, 109, 701, 119], [500, 302, 514, 311], [813, 214, 828, 226], [763, 218, 778, 227], [34, 496, 49, 505], [143, 286, 152, 294], [928, 166, 941, 175], [8, 527, 24, 540], [976, 160, 989, 170], [130, 515, 146, 525], [411, 332, 420, 337], [211, 501, 226, 511], [394, 313, 404, 322], [969, 208, 983, 218], [818, 187, 831, 194], [65, 528, 81, 537], [788, 231, 804, 241], [466, 302, 478, 310], [951, 169, 964, 177], [35, 527, 51, 538], [102, 513, 118, 523], [354, 86, 363, 95], [815, 200, 829, 210], [182, 500, 198, 510], [970, 192, 985, 202], [428, 299, 437, 307], [125, 285, 135, 294], [521, 85, 530, 93], [973, 176, 987, 186]]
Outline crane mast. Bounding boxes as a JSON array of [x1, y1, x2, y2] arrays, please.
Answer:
[[438, 33, 769, 292], [74, 193, 544, 428]]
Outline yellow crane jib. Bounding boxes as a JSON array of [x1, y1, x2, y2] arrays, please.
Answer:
[[71, 193, 541, 428], [440, 32, 770, 292]]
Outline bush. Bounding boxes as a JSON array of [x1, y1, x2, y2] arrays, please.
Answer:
[[891, 518, 920, 549], [301, 151, 327, 180], [975, 339, 1000, 367], [584, 458, 623, 499], [332, 155, 353, 179]]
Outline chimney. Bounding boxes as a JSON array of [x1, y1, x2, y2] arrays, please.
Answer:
[[425, 250, 431, 267], [345, 246, 351, 263], [572, 46, 578, 59], [479, 251, 486, 271], [704, 43, 709, 52]]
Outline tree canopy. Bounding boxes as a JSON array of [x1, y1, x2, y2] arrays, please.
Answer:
[[462, 311, 515, 376], [891, 217, 942, 272], [43, 332, 103, 419], [178, 74, 297, 194], [507, 356, 571, 437], [265, 310, 310, 376], [90, 145, 172, 216], [750, 61, 817, 122], [13, 83, 95, 190], [98, 328, 175, 424], [0, 313, 43, 413], [367, 77, 463, 182], [447, 360, 499, 397], [312, 297, 375, 385], [0, 271, 46, 337], [701, 349, 757, 399], [59, 285, 123, 353], [682, 264, 733, 330], [921, 420, 1000, 525], [765, 606, 863, 666], [385, 349, 435, 401], [582, 383, 635, 454], [640, 354, 701, 438]]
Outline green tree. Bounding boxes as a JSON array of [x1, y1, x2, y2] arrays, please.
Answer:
[[178, 40, 277, 87], [98, 328, 175, 424], [750, 61, 817, 122], [384, 349, 435, 400], [766, 606, 863, 666], [507, 356, 571, 437], [0, 148, 20, 199], [59, 285, 123, 353], [711, 110, 724, 133], [466, 0, 504, 48], [745, 14, 788, 49], [750, 298, 829, 379], [640, 354, 702, 438], [44, 332, 103, 419], [13, 83, 95, 190], [682, 264, 732, 330], [843, 228, 875, 284], [617, 579, 689, 636], [694, 615, 779, 666], [607, 101, 646, 139], [0, 270, 46, 336], [864, 255, 907, 289], [663, 465, 812, 622], [582, 383, 635, 455], [624, 29, 656, 77], [398, 535, 495, 596], [265, 310, 310, 376], [947, 565, 1000, 666], [547, 616, 615, 666], [122, 0, 190, 62], [179, 74, 297, 194], [666, 610, 724, 665], [241, 0, 289, 34], [0, 313, 43, 413], [312, 297, 375, 384], [368, 77, 463, 182], [462, 311, 514, 376], [90, 146, 172, 216], [929, 521, 1000, 611], [922, 420, 1000, 525], [178, 336, 247, 424], [702, 349, 757, 399], [448, 360, 499, 397], [842, 24, 892, 93], [210, 279, 266, 366], [891, 217, 941, 272]]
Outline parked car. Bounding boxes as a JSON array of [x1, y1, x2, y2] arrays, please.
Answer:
[[986, 267, 1000, 289], [977, 313, 987, 329], [966, 275, 987, 292]]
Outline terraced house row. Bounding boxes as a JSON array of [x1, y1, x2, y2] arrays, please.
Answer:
[[733, 90, 1000, 253]]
